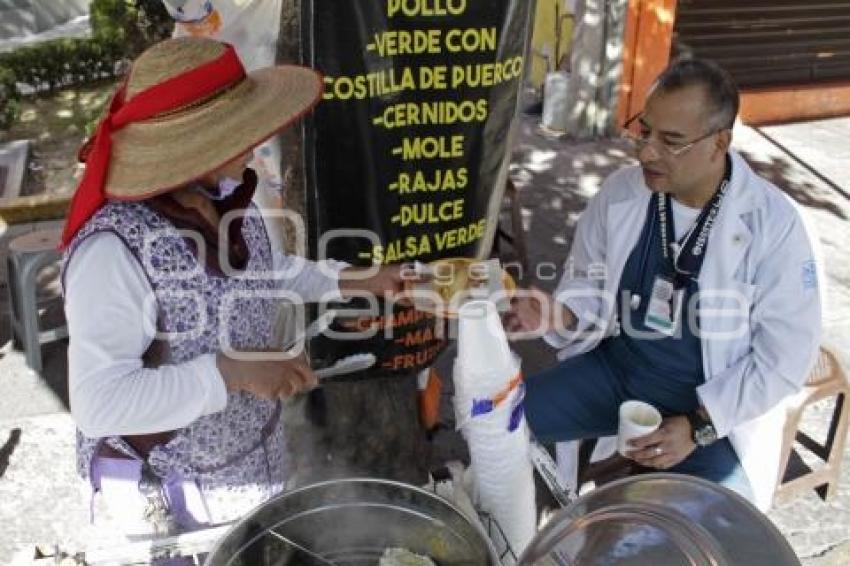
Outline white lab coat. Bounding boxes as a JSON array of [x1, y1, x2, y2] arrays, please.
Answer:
[[547, 151, 822, 511]]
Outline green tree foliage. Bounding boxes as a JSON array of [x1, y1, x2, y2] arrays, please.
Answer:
[[0, 1, 174, 129]]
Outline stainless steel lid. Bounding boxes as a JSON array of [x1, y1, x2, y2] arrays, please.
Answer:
[[205, 477, 501, 565], [517, 473, 799, 566]]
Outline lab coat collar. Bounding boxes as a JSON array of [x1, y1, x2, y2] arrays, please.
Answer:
[[700, 151, 758, 284], [618, 151, 760, 284], [604, 151, 763, 299]]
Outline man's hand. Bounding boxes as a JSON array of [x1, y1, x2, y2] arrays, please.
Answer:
[[626, 415, 696, 469], [216, 353, 318, 400], [502, 287, 575, 336]]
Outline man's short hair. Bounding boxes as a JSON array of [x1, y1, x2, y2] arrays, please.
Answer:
[[652, 58, 740, 131]]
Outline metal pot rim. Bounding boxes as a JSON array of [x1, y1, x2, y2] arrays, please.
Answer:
[[206, 476, 503, 565], [517, 472, 799, 566]]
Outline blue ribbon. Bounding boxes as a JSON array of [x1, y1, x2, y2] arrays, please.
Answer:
[[470, 383, 526, 432]]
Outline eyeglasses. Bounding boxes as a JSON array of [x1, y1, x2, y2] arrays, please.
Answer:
[[622, 113, 721, 157]]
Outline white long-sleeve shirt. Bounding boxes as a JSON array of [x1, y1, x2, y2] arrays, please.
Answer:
[[65, 232, 345, 438]]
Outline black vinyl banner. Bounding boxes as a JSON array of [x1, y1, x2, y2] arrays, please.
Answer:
[[304, 0, 535, 378]]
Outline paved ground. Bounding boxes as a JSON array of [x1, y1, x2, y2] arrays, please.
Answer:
[[0, 114, 849, 563], [735, 119, 850, 564]]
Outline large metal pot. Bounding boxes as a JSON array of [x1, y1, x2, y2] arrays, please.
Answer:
[[518, 473, 800, 566], [205, 478, 501, 565]]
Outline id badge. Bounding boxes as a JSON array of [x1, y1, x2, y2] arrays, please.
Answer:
[[644, 275, 684, 336]]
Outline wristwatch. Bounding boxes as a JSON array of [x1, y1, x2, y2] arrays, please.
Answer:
[[687, 409, 718, 447]]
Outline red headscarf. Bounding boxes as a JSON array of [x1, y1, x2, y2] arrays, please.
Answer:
[[60, 43, 246, 249]]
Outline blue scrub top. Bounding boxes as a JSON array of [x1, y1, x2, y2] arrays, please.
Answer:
[[602, 197, 705, 416]]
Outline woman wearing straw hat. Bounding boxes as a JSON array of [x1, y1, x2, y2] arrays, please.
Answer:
[[60, 37, 407, 543]]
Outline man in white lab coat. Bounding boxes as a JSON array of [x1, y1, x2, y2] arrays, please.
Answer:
[[507, 58, 822, 511]]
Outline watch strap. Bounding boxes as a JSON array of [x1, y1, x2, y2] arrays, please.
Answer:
[[687, 410, 708, 439], [687, 409, 717, 446]]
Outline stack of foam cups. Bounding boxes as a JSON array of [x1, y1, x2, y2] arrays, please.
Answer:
[[453, 300, 536, 560]]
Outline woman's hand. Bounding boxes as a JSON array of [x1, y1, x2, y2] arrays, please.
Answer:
[[339, 264, 426, 302], [216, 352, 318, 400]]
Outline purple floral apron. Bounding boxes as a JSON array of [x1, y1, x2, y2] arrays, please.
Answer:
[[63, 200, 289, 531]]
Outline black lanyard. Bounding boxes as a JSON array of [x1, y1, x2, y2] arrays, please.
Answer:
[[657, 156, 732, 288]]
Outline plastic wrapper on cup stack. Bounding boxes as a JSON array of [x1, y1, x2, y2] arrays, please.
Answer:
[[453, 300, 536, 561]]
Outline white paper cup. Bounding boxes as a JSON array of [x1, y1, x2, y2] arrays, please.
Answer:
[[618, 400, 662, 456], [457, 300, 513, 377]]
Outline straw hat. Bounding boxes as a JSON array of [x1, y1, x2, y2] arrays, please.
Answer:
[[103, 37, 322, 199]]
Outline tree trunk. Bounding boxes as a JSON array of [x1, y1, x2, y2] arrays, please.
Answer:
[[317, 375, 429, 485], [276, 0, 307, 222], [565, 0, 629, 138], [276, 0, 429, 486]]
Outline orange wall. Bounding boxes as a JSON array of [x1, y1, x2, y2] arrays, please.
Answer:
[[618, 0, 679, 128], [622, 0, 850, 125], [740, 82, 850, 125]]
